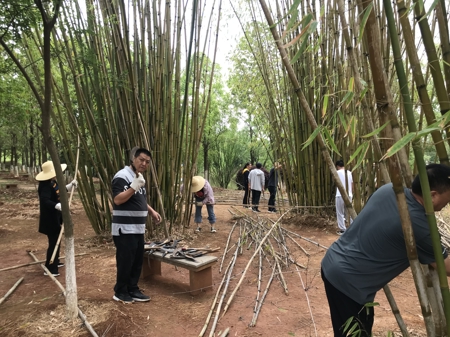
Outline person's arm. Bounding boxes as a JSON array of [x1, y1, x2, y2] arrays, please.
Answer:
[[430, 258, 450, 276], [147, 204, 162, 224], [114, 188, 135, 205]]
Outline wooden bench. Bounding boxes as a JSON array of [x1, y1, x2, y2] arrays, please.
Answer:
[[141, 251, 218, 294]]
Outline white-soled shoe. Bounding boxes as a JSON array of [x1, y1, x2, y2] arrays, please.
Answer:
[[195, 227, 202, 233], [210, 228, 217, 233]]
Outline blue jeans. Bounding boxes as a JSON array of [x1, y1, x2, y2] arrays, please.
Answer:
[[194, 199, 216, 225]]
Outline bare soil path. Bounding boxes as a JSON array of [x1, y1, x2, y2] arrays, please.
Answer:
[[0, 181, 427, 336]]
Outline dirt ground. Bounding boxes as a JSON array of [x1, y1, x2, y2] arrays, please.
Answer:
[[0, 177, 430, 337]]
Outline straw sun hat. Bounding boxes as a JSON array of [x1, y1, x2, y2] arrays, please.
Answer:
[[36, 161, 67, 181], [191, 176, 206, 193]]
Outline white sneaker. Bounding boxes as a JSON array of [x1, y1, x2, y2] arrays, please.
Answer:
[[210, 228, 217, 233], [195, 227, 202, 233]]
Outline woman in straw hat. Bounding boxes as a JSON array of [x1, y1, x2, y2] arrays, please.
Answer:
[[36, 161, 77, 276], [191, 176, 216, 233]]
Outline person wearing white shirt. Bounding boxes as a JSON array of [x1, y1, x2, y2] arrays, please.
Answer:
[[335, 160, 354, 235]]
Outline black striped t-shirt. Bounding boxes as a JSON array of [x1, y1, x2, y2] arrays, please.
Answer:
[[111, 166, 148, 235]]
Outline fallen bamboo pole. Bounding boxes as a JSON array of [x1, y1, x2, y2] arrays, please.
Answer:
[[219, 327, 230, 337], [27, 251, 99, 337], [0, 253, 88, 272], [282, 228, 328, 250], [295, 265, 318, 336], [249, 265, 276, 327], [194, 202, 333, 208], [0, 277, 24, 306], [198, 252, 237, 337], [220, 221, 238, 273], [209, 243, 240, 337]]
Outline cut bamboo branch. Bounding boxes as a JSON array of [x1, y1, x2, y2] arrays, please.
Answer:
[[198, 249, 238, 337], [0, 277, 24, 306], [220, 221, 237, 273], [219, 327, 230, 337], [295, 266, 317, 337], [222, 215, 286, 316], [209, 242, 240, 337], [249, 265, 276, 327], [0, 253, 88, 272]]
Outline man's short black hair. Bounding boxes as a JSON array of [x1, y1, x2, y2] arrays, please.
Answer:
[[411, 163, 450, 196], [336, 160, 344, 167], [256, 162, 262, 169], [134, 148, 151, 159]]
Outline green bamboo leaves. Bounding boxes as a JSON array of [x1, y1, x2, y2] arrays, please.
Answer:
[[381, 115, 449, 161]]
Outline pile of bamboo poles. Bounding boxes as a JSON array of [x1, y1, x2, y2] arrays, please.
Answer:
[[199, 208, 325, 336]]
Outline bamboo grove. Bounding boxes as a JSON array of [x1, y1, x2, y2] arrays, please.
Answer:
[[2, 0, 450, 332], [0, 1, 448, 229]]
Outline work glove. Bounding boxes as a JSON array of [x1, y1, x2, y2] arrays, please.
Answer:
[[66, 179, 78, 192], [130, 173, 145, 191], [55, 203, 62, 211], [196, 201, 203, 207]]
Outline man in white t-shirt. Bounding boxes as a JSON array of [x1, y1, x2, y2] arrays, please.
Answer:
[[335, 160, 354, 235]]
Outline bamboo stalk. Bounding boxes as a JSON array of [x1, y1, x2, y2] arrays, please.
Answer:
[[198, 250, 236, 337], [274, 254, 288, 295], [249, 265, 276, 327], [282, 228, 328, 250], [251, 249, 263, 319], [285, 233, 310, 257], [0, 277, 24, 306], [50, 134, 80, 265], [295, 266, 318, 337], [209, 241, 240, 337], [219, 327, 230, 337], [220, 221, 237, 273], [0, 253, 88, 272]]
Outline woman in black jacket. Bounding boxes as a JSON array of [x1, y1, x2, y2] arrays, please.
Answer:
[[241, 163, 252, 207], [36, 161, 76, 276]]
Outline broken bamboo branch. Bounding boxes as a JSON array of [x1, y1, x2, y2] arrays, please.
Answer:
[[0, 253, 88, 272], [0, 277, 24, 306]]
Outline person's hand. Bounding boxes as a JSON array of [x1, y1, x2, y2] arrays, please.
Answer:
[[55, 203, 62, 211], [152, 211, 162, 224], [130, 173, 145, 191], [196, 201, 203, 207], [66, 179, 77, 192]]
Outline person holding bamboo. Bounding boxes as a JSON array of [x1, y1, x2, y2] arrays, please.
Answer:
[[321, 164, 450, 337], [111, 147, 161, 304], [36, 161, 77, 277], [190, 175, 217, 233]]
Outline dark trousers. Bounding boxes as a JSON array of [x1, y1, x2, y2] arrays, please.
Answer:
[[268, 186, 277, 211], [251, 190, 261, 211], [322, 269, 374, 337], [243, 185, 250, 206], [113, 231, 144, 295], [45, 233, 60, 274]]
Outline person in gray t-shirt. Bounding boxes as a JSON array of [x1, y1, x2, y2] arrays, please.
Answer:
[[321, 164, 450, 337]]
